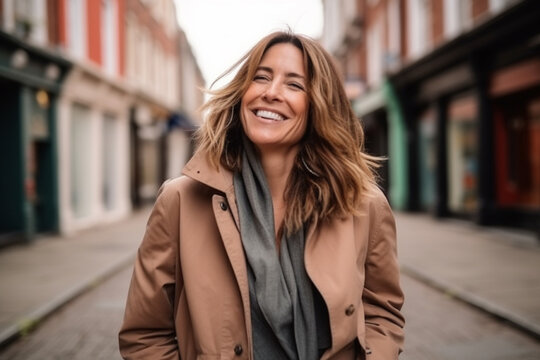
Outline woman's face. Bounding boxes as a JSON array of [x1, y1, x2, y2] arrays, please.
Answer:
[[240, 43, 308, 153]]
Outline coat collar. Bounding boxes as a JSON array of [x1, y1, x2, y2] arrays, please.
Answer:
[[182, 150, 241, 228], [182, 150, 234, 194]]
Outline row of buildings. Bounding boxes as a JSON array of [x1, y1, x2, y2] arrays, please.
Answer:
[[321, 0, 540, 235], [0, 0, 205, 246]]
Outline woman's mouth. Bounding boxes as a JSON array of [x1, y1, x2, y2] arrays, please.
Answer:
[[255, 109, 286, 121]]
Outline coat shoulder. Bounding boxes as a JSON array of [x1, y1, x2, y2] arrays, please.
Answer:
[[157, 176, 221, 213], [160, 175, 214, 197], [359, 184, 392, 215]]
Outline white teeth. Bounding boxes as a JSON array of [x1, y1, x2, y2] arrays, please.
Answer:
[[256, 110, 285, 121]]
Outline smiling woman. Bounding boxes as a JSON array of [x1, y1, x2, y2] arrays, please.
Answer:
[[241, 43, 308, 154], [119, 31, 405, 360]]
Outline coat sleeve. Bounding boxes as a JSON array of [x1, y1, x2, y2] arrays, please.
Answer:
[[361, 189, 405, 359], [119, 181, 181, 360]]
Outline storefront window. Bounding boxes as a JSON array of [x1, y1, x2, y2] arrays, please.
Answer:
[[494, 88, 540, 208], [447, 93, 478, 214], [418, 107, 437, 211], [137, 122, 163, 201], [102, 114, 118, 211], [70, 103, 92, 218]]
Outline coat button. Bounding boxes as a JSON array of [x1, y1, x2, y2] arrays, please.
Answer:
[[220, 201, 228, 211], [345, 304, 355, 316], [234, 344, 243, 355]]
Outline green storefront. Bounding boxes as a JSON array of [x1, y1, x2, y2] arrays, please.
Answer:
[[0, 31, 70, 246], [352, 80, 409, 211]]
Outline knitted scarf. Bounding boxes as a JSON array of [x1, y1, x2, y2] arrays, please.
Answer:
[[233, 138, 319, 360]]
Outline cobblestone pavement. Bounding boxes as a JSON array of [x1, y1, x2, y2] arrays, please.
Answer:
[[0, 266, 131, 360], [400, 275, 540, 360], [1, 267, 539, 360]]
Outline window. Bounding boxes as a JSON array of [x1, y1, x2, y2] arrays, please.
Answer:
[[101, 0, 118, 75], [367, 17, 383, 86], [418, 107, 437, 211], [443, 0, 471, 39], [67, 0, 86, 58], [70, 103, 92, 218], [386, 0, 401, 71], [489, 0, 513, 13], [447, 93, 478, 214], [495, 89, 540, 208], [5, 0, 48, 44], [407, 0, 431, 58], [102, 114, 118, 210]]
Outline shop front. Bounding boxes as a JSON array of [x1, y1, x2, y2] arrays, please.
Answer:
[[491, 59, 540, 230], [390, 0, 540, 234], [57, 65, 131, 234], [0, 31, 70, 246]]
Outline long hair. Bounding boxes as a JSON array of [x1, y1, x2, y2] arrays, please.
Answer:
[[196, 31, 379, 234]]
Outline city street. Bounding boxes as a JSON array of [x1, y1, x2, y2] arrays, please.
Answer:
[[1, 1, 539, 359], [1, 262, 539, 360]]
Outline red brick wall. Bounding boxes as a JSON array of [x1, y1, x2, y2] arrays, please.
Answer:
[[472, 0, 489, 20], [87, 0, 102, 65], [46, 0, 57, 45], [57, 0, 67, 46], [127, 0, 178, 56], [431, 0, 444, 46]]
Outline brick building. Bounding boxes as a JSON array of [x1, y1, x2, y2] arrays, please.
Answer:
[[0, 1, 71, 245], [0, 0, 204, 244], [322, 0, 540, 234]]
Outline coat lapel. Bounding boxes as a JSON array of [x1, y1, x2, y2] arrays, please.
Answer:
[[305, 216, 363, 358], [183, 153, 252, 355]]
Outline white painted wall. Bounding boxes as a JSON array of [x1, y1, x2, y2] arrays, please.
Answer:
[[58, 69, 131, 234]]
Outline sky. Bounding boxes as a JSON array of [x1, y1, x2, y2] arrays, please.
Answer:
[[174, 0, 324, 87]]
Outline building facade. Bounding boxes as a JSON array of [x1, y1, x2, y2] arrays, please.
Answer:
[[0, 26, 70, 246], [125, 0, 181, 207], [322, 0, 540, 235], [166, 29, 204, 180], [0, 0, 204, 244], [53, 0, 133, 234]]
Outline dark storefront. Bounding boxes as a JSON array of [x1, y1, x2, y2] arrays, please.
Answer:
[[129, 105, 168, 208], [390, 0, 540, 235], [0, 31, 70, 246]]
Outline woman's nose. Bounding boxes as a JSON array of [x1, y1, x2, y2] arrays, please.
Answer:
[[262, 81, 282, 101]]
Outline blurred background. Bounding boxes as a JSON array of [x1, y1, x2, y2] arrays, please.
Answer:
[[0, 0, 539, 359]]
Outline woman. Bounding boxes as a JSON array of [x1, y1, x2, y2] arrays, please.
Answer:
[[119, 31, 404, 360]]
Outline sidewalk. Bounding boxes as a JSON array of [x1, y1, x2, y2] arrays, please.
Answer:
[[396, 211, 540, 339], [0, 207, 539, 349], [0, 207, 152, 347]]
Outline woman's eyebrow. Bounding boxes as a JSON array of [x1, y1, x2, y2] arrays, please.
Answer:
[[256, 66, 272, 73]]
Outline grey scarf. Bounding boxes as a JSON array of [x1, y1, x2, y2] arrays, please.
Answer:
[[233, 138, 319, 360]]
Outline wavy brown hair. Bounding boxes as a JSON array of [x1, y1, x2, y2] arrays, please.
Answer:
[[196, 31, 379, 234]]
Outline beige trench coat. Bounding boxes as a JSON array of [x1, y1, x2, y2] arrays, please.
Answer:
[[119, 151, 404, 360]]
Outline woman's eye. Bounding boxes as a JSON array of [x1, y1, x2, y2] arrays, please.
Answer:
[[289, 82, 305, 91], [254, 75, 269, 81]]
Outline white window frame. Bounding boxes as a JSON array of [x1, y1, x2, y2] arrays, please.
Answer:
[[67, 0, 87, 59], [444, 0, 472, 39], [101, 0, 118, 75], [367, 16, 383, 86], [407, 0, 431, 59]]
